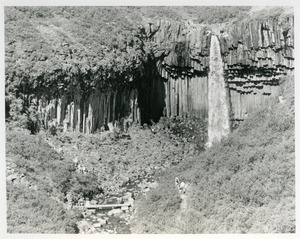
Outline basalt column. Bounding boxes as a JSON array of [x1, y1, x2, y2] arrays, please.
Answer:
[[220, 16, 294, 121], [143, 20, 211, 121]]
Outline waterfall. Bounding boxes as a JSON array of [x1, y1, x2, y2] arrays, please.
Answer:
[[207, 35, 230, 146]]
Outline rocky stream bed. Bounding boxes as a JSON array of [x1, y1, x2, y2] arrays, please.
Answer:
[[76, 173, 156, 234], [46, 122, 203, 234]]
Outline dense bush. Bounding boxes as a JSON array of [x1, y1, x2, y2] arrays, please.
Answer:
[[158, 116, 207, 151], [6, 182, 81, 233], [6, 128, 102, 198], [5, 128, 103, 232]]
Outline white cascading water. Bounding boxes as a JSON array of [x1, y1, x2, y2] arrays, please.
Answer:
[[207, 35, 230, 147]]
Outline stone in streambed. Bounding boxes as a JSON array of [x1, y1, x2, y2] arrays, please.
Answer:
[[95, 218, 107, 227], [90, 199, 97, 205], [107, 208, 123, 216], [127, 197, 135, 205], [122, 192, 133, 200], [93, 223, 101, 228], [121, 205, 129, 211]]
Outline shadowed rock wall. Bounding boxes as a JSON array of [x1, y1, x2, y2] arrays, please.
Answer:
[[38, 16, 294, 133], [145, 16, 294, 122], [143, 20, 211, 119]]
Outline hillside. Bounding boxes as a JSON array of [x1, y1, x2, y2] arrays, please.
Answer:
[[6, 6, 289, 98], [131, 75, 295, 233]]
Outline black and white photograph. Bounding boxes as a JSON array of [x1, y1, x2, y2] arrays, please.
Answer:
[[1, 0, 298, 236]]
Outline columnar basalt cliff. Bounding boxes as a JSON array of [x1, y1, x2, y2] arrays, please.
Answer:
[[220, 17, 294, 120], [142, 20, 211, 120], [11, 12, 294, 134], [38, 86, 140, 133], [138, 15, 294, 126]]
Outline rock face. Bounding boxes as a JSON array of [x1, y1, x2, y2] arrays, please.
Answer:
[[220, 17, 294, 120], [37, 86, 139, 133], [36, 15, 294, 133], [143, 20, 211, 120], [144, 16, 294, 123]]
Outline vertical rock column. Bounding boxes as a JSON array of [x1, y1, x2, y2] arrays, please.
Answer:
[[56, 98, 61, 125], [220, 16, 294, 121]]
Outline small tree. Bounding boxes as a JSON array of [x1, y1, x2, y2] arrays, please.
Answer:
[[8, 97, 28, 129]]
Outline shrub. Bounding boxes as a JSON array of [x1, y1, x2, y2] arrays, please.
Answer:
[[6, 182, 81, 233]]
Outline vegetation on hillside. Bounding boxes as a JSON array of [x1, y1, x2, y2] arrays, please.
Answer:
[[5, 6, 254, 100], [131, 75, 295, 233], [6, 119, 199, 233], [6, 182, 81, 233], [6, 129, 84, 233]]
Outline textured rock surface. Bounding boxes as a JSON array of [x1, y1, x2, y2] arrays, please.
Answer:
[[146, 16, 294, 122], [36, 15, 294, 132], [220, 17, 294, 120]]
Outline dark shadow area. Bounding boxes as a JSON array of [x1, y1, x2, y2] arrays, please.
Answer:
[[138, 59, 166, 124]]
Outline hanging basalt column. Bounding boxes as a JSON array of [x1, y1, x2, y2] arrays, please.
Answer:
[[77, 108, 81, 132], [60, 95, 67, 125], [86, 103, 93, 134], [65, 86, 139, 133], [56, 98, 61, 125], [70, 102, 74, 131], [160, 73, 209, 119], [73, 89, 82, 132], [220, 16, 294, 121]]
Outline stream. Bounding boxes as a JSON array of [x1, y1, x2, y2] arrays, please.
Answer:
[[77, 173, 156, 234]]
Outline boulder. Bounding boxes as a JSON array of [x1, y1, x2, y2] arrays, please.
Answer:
[[77, 220, 91, 232], [127, 197, 135, 206], [7, 174, 18, 183], [107, 208, 123, 216], [93, 223, 101, 228], [149, 181, 159, 189], [122, 192, 133, 200], [97, 218, 108, 225], [121, 205, 129, 211], [107, 123, 114, 132], [90, 199, 97, 205]]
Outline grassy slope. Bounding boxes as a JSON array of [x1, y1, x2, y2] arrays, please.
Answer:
[[131, 75, 295, 233]]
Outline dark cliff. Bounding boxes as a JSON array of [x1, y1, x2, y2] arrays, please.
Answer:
[[5, 6, 294, 133]]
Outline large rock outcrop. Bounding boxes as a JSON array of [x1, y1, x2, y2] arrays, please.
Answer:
[[31, 14, 294, 133], [140, 15, 294, 123], [220, 16, 294, 120]]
